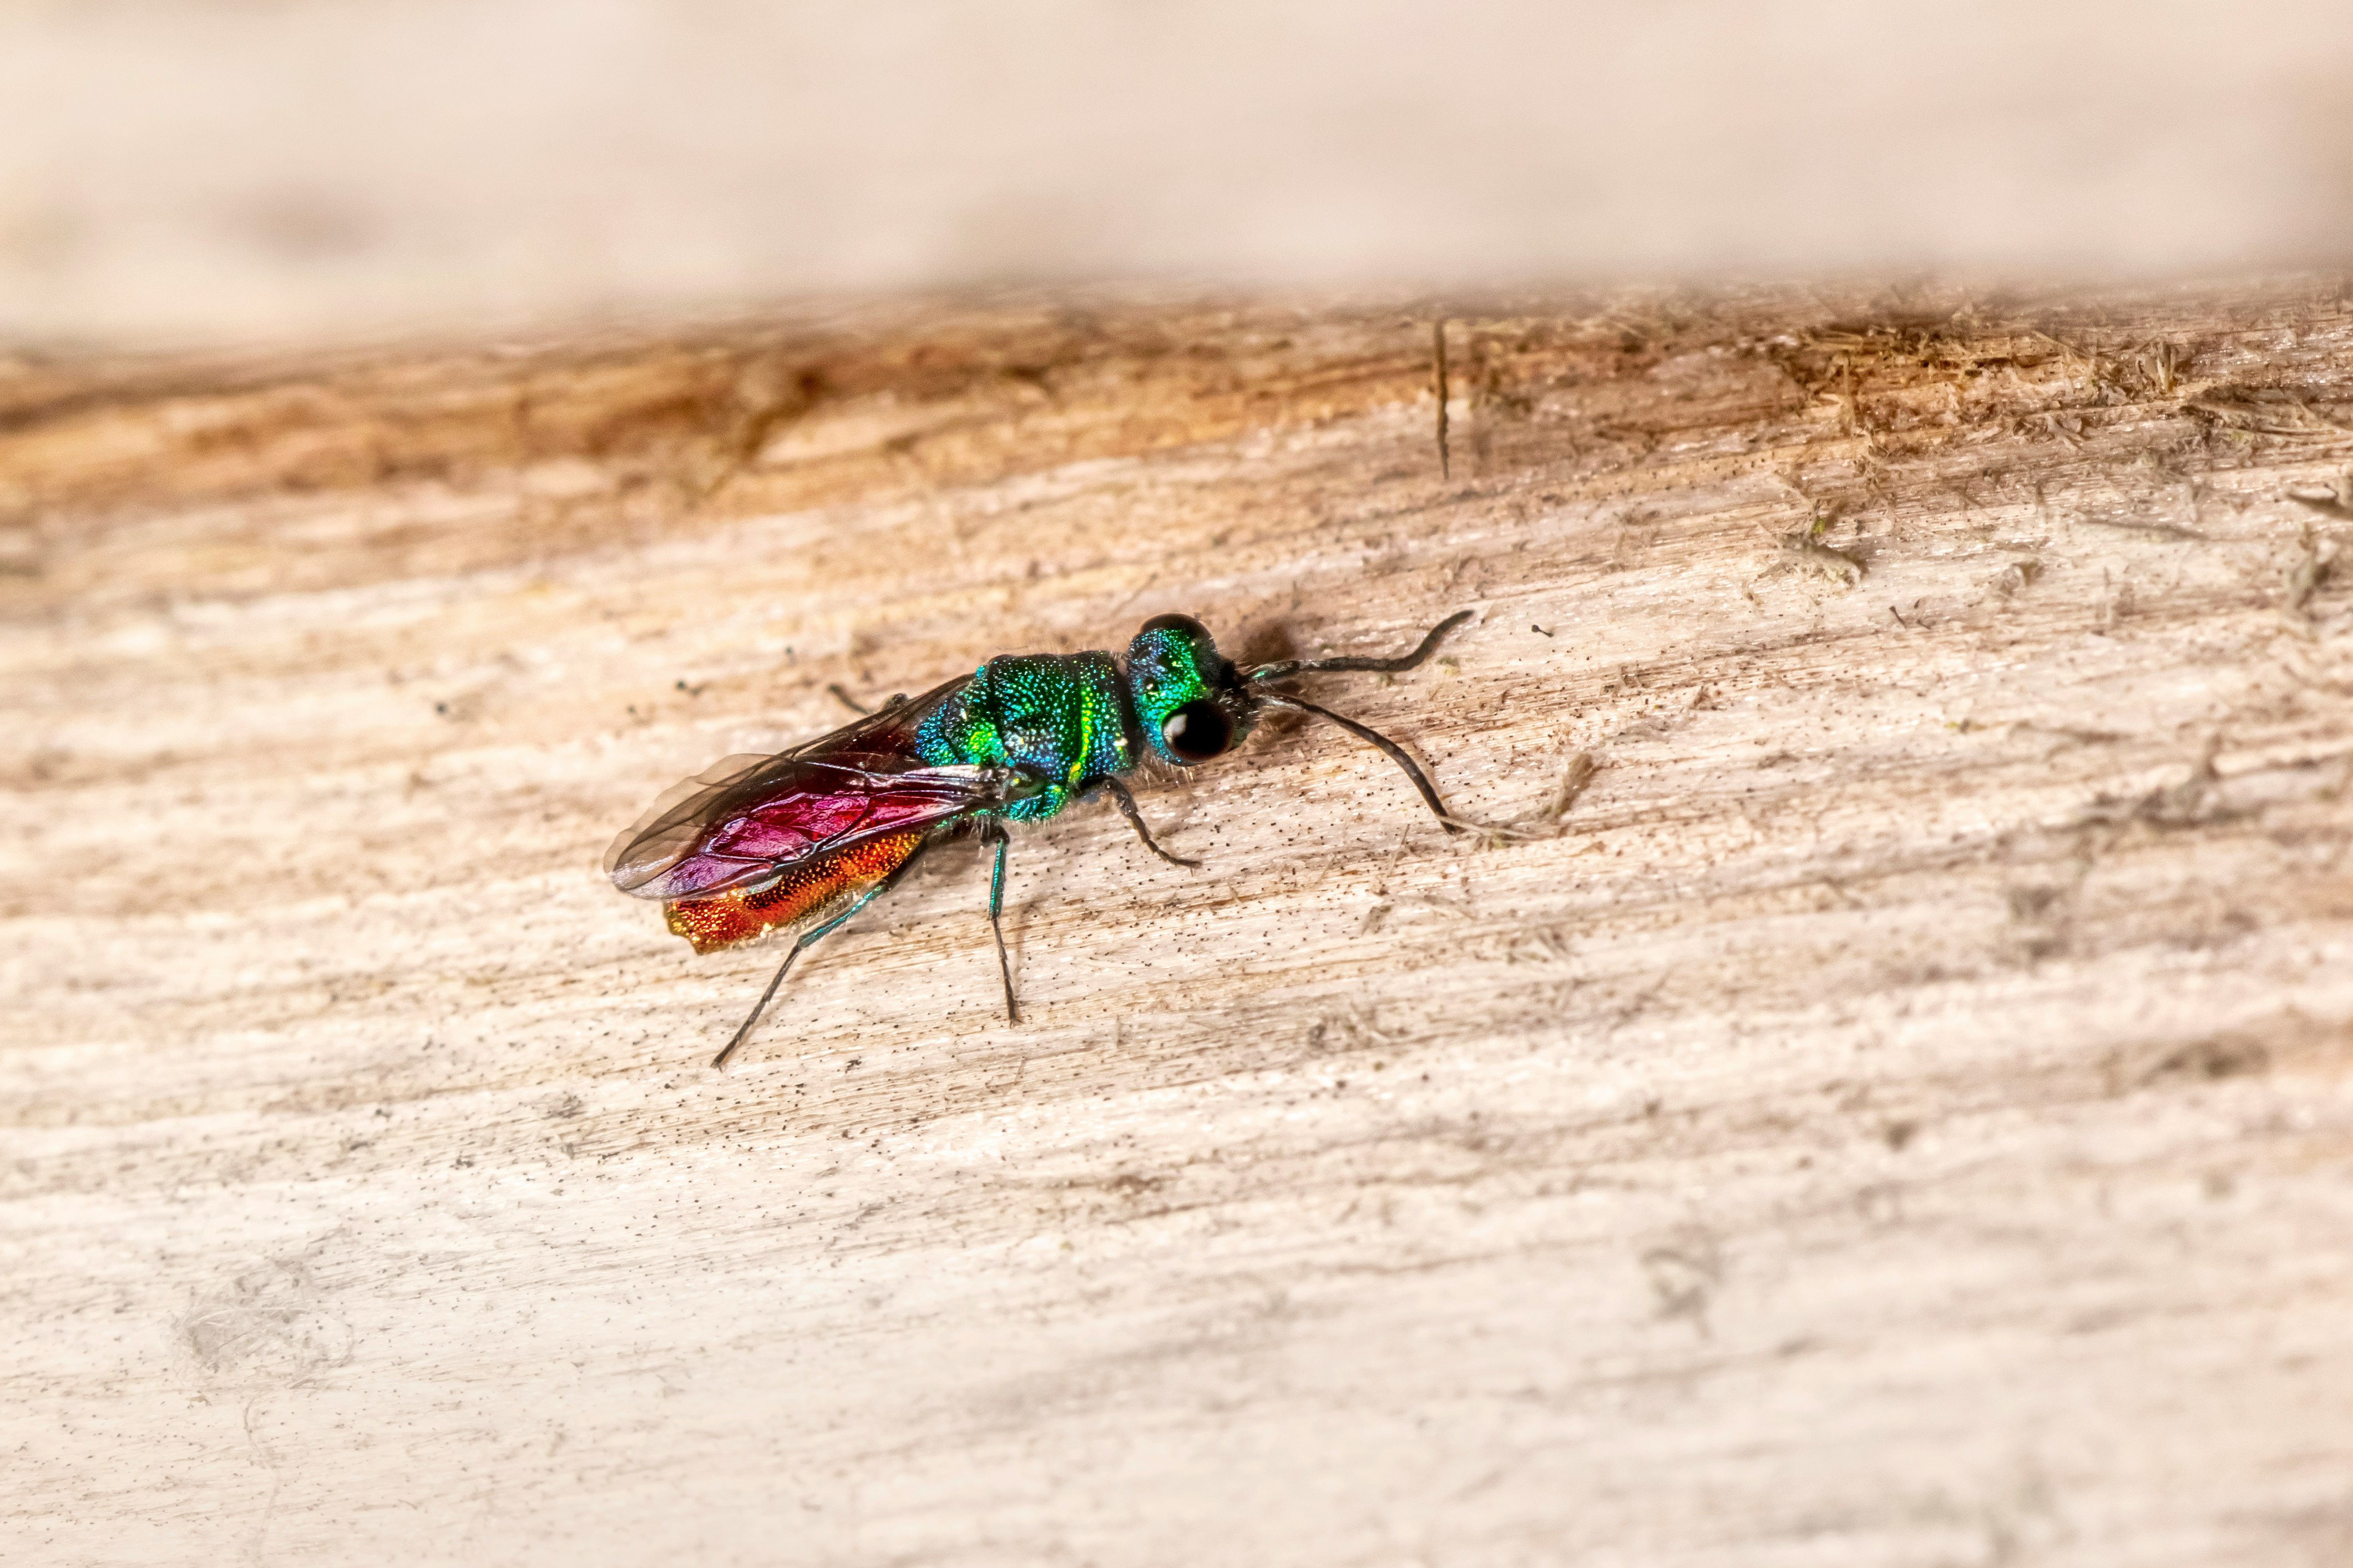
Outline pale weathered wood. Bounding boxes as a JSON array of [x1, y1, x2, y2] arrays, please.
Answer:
[[8, 286, 2353, 1565]]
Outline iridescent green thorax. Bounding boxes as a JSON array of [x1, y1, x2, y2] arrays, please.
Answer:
[[914, 650, 1138, 821]]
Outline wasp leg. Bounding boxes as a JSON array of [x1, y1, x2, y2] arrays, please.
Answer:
[[981, 821, 1020, 1025], [1101, 776, 1201, 868], [712, 842, 932, 1070], [826, 685, 911, 717]]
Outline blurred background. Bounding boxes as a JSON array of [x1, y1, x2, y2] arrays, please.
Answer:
[[4, 0, 2351, 348]]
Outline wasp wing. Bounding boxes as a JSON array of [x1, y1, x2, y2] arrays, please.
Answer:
[[605, 675, 993, 903]]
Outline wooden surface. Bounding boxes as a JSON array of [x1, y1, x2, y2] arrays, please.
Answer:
[[8, 286, 2353, 1565]]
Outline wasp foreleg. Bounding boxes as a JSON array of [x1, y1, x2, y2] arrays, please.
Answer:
[[1102, 776, 1202, 869]]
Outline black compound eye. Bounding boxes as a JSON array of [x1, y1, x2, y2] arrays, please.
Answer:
[[1160, 699, 1233, 762]]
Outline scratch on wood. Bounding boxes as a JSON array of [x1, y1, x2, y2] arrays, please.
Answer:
[[1433, 318, 1451, 481]]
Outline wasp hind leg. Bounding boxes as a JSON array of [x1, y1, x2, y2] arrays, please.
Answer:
[[712, 843, 932, 1070], [826, 684, 910, 717]]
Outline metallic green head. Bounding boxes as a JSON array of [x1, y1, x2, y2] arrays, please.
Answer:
[[1124, 614, 1256, 766]]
